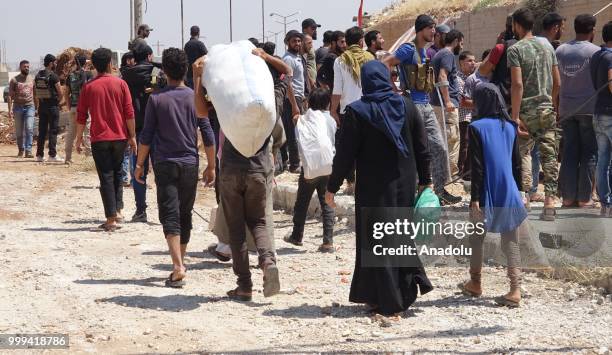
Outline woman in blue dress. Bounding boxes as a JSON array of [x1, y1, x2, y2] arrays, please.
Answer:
[[459, 83, 527, 308]]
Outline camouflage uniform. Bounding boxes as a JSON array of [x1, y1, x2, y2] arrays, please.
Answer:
[[507, 37, 560, 197]]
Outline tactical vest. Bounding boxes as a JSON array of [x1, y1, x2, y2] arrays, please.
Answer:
[[34, 69, 56, 101], [400, 44, 435, 94], [67, 70, 89, 106]]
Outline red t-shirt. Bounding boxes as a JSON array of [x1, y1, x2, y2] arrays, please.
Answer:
[[487, 44, 505, 66], [77, 74, 134, 143]]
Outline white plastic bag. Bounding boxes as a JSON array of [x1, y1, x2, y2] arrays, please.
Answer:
[[296, 109, 336, 179], [202, 40, 276, 157]]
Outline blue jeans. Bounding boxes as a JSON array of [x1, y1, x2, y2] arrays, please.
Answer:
[[559, 116, 597, 202], [13, 105, 35, 152], [130, 134, 151, 212], [121, 148, 131, 184], [594, 114, 612, 206]]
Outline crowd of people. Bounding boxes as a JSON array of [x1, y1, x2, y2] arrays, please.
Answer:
[[6, 9, 612, 315]]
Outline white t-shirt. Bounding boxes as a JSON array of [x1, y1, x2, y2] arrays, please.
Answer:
[[332, 58, 363, 114]]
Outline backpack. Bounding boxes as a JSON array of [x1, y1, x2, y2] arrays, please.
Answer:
[[34, 69, 57, 100], [68, 70, 91, 106], [400, 42, 435, 94], [491, 39, 516, 106]]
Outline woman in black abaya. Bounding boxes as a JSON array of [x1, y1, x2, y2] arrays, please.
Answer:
[[325, 60, 433, 315]]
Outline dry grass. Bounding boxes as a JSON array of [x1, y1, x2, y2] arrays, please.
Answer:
[[539, 265, 612, 293], [370, 0, 519, 26]]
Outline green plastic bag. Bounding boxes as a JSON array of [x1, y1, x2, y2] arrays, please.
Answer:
[[413, 188, 441, 242]]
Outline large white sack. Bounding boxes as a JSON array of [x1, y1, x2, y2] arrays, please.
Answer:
[[202, 40, 276, 157], [296, 109, 336, 179]]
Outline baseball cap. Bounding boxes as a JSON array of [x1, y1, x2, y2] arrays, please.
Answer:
[[436, 24, 451, 34], [138, 24, 154, 32], [302, 18, 321, 29]]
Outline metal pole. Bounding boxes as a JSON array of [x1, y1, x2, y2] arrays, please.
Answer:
[[181, 0, 184, 46], [229, 0, 233, 42], [262, 0, 265, 43], [134, 0, 143, 38]]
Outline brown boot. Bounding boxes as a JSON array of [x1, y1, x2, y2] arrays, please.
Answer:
[[458, 268, 482, 297]]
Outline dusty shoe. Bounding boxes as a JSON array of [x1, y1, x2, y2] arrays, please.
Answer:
[[439, 190, 462, 206], [263, 264, 281, 297], [36, 156, 45, 162], [318, 243, 335, 253], [283, 235, 303, 246], [17, 150, 24, 158], [24, 151, 34, 158], [131, 210, 148, 223], [47, 155, 64, 163]]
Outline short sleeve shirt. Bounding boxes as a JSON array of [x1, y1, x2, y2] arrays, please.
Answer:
[[507, 37, 558, 114], [431, 48, 461, 107], [590, 47, 612, 115], [9, 74, 34, 106], [283, 51, 305, 99], [394, 43, 429, 105]]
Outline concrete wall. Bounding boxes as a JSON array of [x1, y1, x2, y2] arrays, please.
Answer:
[[371, 0, 611, 58]]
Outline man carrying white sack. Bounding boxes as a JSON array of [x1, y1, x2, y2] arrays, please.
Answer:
[[193, 47, 281, 302]]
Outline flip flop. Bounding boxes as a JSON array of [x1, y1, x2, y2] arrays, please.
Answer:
[[494, 295, 520, 308], [227, 288, 252, 302], [457, 281, 482, 297], [98, 224, 122, 232], [263, 264, 281, 298], [164, 272, 186, 288]]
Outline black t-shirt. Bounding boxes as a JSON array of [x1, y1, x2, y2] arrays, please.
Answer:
[[591, 48, 612, 115], [315, 46, 329, 65], [317, 52, 338, 90], [184, 38, 208, 80]]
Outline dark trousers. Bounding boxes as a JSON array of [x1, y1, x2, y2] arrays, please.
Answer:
[[220, 169, 275, 291], [458, 121, 471, 180], [91, 140, 127, 218], [130, 133, 150, 212], [36, 103, 60, 158], [154, 161, 199, 244], [291, 172, 335, 244], [559, 115, 597, 202], [280, 97, 303, 171], [335, 118, 356, 184]]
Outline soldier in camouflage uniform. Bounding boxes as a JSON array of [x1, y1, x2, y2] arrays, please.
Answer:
[[508, 8, 561, 221]]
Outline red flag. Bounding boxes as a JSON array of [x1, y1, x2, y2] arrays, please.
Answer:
[[358, 0, 364, 27]]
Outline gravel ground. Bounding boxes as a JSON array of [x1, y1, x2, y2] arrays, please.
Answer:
[[0, 143, 610, 354]]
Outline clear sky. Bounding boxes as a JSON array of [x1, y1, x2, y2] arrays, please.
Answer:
[[0, 0, 393, 67]]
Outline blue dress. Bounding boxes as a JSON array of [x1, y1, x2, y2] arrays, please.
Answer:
[[469, 117, 527, 233]]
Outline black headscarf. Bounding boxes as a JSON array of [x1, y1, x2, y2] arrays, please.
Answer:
[[473, 82, 514, 128], [348, 61, 410, 158]]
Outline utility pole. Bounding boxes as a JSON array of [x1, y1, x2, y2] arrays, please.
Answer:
[[154, 40, 166, 56], [129, 0, 134, 39], [267, 30, 283, 52], [261, 0, 265, 43], [270, 11, 299, 37], [180, 0, 185, 46], [134, 0, 143, 39]]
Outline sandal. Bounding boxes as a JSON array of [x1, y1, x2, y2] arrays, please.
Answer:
[[98, 223, 121, 232], [457, 281, 482, 297], [540, 207, 556, 221], [227, 288, 252, 302], [164, 272, 186, 288], [529, 192, 545, 203], [494, 295, 520, 308]]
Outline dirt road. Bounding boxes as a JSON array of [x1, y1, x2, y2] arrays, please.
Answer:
[[0, 143, 610, 354]]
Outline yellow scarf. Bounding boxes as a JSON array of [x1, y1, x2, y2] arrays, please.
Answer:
[[339, 44, 375, 83]]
